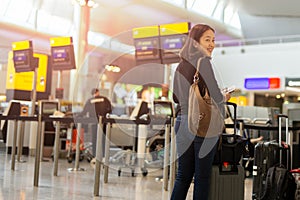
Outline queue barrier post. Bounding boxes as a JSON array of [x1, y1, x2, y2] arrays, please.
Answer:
[[103, 122, 111, 183], [34, 114, 42, 187], [93, 116, 103, 196], [68, 122, 85, 172], [10, 118, 18, 170], [53, 121, 61, 176], [163, 122, 170, 191]]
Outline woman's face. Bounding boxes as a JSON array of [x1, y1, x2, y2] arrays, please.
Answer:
[[198, 29, 215, 56]]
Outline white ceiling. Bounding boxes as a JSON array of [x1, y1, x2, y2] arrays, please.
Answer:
[[88, 0, 241, 38], [0, 0, 300, 98], [0, 0, 242, 52], [233, 0, 300, 17], [0, 0, 300, 60], [233, 0, 300, 39]]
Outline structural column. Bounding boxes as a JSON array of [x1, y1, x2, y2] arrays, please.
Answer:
[[70, 2, 90, 102]]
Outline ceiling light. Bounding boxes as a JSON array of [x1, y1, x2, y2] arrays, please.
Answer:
[[74, 0, 98, 8], [87, 0, 98, 8], [105, 65, 121, 73]]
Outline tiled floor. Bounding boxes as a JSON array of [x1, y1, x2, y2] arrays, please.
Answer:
[[0, 143, 253, 200]]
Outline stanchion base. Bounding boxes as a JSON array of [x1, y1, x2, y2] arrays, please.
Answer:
[[41, 158, 51, 162], [155, 176, 164, 182], [16, 160, 26, 163], [67, 167, 86, 172]]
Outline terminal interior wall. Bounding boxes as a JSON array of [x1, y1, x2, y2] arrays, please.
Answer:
[[212, 42, 300, 89]]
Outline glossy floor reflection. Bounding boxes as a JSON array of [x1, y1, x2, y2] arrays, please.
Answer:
[[0, 145, 253, 200]]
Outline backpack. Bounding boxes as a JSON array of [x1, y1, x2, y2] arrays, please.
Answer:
[[262, 165, 296, 200]]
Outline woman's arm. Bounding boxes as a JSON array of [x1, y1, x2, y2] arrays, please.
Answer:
[[199, 58, 224, 104]]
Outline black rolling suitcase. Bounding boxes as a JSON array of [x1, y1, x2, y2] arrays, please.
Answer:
[[209, 102, 245, 200], [252, 114, 292, 200], [252, 140, 279, 199], [213, 102, 248, 168]]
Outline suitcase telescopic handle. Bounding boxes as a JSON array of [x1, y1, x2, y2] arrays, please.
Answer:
[[225, 102, 237, 135], [278, 114, 288, 119], [277, 114, 290, 168], [277, 114, 289, 145]]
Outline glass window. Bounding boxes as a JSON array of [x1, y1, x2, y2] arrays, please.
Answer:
[[161, 0, 241, 31], [162, 0, 185, 7], [190, 0, 218, 17]]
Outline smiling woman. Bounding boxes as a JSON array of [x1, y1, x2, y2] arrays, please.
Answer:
[[171, 23, 230, 200]]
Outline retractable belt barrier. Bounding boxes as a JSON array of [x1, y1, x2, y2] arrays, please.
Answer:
[[225, 123, 300, 131], [38, 116, 104, 186], [1, 114, 95, 186], [93, 115, 172, 196], [1, 114, 173, 196]]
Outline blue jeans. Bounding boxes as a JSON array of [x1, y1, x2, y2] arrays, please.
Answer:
[[171, 115, 218, 200]]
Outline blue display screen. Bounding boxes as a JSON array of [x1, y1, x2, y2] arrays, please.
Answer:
[[52, 49, 67, 59], [160, 34, 187, 62], [51, 45, 76, 70], [12, 49, 34, 72], [134, 37, 160, 60], [14, 52, 27, 62], [162, 37, 183, 50]]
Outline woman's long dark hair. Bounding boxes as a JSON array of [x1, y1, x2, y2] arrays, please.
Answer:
[[179, 23, 215, 61], [180, 24, 215, 97]]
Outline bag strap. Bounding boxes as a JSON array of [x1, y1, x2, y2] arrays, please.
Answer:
[[193, 57, 202, 83], [194, 57, 211, 99]]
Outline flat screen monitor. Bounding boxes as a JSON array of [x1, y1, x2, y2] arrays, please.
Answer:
[[1, 100, 29, 130], [130, 100, 149, 120], [13, 49, 35, 72], [40, 101, 59, 116], [51, 45, 76, 70], [4, 100, 21, 117], [134, 37, 160, 61], [160, 34, 187, 64], [153, 100, 174, 118]]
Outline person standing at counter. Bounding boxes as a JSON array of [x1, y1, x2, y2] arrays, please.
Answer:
[[79, 88, 112, 157], [171, 23, 231, 200]]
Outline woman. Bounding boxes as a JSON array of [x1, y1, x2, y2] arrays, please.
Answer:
[[171, 24, 231, 199]]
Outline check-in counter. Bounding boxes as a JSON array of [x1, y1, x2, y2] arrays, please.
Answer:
[[6, 120, 35, 155], [2, 100, 34, 155]]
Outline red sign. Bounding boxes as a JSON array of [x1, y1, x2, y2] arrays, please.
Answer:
[[269, 77, 280, 89]]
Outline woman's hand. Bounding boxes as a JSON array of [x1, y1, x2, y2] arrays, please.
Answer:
[[224, 92, 231, 102]]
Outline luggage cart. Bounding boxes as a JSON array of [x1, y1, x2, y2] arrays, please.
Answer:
[[108, 122, 138, 176], [144, 130, 165, 169], [110, 149, 137, 177], [108, 100, 174, 177], [142, 100, 175, 175]]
